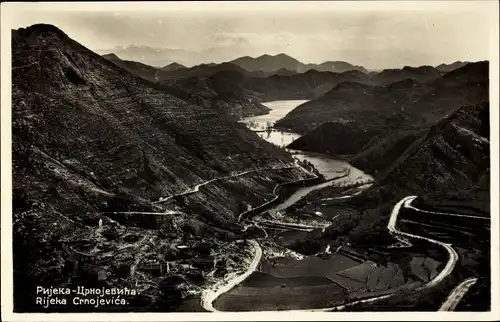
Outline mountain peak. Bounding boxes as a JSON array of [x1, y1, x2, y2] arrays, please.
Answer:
[[13, 23, 68, 39]]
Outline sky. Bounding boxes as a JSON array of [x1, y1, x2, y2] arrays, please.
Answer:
[[4, 1, 496, 69]]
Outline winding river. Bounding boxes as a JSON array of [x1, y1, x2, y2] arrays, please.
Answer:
[[241, 100, 373, 215]]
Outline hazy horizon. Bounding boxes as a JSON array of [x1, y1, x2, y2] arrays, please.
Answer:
[[5, 1, 495, 69]]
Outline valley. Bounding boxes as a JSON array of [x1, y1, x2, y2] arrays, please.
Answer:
[[10, 23, 491, 314]]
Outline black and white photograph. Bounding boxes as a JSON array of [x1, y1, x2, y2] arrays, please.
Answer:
[[1, 1, 499, 320]]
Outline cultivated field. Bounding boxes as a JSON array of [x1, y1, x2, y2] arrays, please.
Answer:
[[213, 282, 345, 311]]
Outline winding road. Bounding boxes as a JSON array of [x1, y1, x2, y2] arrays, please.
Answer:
[[201, 240, 262, 312], [153, 161, 309, 205], [404, 202, 490, 221], [388, 196, 459, 290], [208, 195, 481, 312]]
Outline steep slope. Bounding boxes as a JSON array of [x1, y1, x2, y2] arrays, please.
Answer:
[[378, 102, 490, 197], [349, 128, 426, 175], [281, 62, 489, 156], [12, 24, 313, 312]]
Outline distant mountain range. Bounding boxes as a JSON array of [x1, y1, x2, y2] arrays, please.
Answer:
[[101, 50, 370, 75], [103, 52, 478, 109], [282, 60, 489, 161], [98, 44, 473, 75]]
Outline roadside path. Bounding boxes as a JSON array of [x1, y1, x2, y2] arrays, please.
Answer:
[[439, 277, 478, 311], [153, 162, 302, 205]]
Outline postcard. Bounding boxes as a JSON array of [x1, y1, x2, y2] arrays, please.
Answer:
[[1, 1, 499, 321]]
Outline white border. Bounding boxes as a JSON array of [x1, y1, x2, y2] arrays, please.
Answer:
[[1, 1, 499, 321]]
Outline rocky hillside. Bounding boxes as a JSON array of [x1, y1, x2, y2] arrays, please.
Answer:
[[12, 24, 312, 312], [378, 102, 490, 197]]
